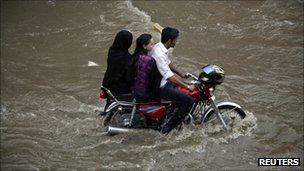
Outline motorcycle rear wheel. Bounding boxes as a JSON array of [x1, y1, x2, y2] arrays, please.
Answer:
[[109, 111, 131, 128]]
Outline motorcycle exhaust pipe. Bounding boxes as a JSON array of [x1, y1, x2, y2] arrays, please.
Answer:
[[108, 126, 133, 135]]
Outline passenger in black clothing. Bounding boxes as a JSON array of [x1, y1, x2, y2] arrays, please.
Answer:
[[102, 30, 134, 96]]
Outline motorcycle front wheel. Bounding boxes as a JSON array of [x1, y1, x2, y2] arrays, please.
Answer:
[[202, 105, 246, 128]]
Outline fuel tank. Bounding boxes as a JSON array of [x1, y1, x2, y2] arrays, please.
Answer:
[[177, 87, 200, 102]]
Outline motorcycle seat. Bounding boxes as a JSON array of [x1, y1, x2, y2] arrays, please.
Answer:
[[135, 99, 173, 104], [115, 93, 134, 102], [160, 100, 173, 104]]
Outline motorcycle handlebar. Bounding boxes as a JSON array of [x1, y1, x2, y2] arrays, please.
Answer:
[[185, 73, 199, 80]]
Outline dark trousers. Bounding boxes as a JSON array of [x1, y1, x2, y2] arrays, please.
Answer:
[[160, 82, 194, 120]]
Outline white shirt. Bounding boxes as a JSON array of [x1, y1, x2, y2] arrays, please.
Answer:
[[149, 42, 174, 87]]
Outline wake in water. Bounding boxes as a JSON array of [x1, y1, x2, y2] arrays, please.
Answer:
[[99, 109, 257, 142], [203, 111, 257, 143], [94, 110, 258, 170]]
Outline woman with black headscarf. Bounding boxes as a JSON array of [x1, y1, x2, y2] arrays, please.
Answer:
[[102, 30, 134, 96]]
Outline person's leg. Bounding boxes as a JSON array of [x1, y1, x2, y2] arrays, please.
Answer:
[[160, 83, 194, 133]]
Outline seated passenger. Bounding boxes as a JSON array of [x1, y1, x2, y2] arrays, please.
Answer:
[[133, 34, 162, 103], [102, 30, 134, 95], [102, 30, 134, 103]]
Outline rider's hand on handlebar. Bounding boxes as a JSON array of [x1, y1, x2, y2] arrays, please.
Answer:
[[184, 73, 190, 79]]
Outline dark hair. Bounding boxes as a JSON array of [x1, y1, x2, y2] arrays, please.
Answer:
[[111, 30, 133, 51], [132, 34, 152, 75], [133, 34, 152, 58], [161, 27, 179, 43]]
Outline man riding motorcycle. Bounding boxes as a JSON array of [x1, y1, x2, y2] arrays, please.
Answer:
[[149, 27, 195, 134]]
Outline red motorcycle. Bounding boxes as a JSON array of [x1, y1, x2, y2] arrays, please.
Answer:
[[99, 64, 246, 134]]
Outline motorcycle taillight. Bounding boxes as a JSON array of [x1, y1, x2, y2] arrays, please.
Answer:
[[99, 90, 106, 99]]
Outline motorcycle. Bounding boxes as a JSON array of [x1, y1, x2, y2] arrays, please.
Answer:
[[99, 64, 247, 134]]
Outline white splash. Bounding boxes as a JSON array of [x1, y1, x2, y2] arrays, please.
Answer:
[[206, 110, 258, 143]]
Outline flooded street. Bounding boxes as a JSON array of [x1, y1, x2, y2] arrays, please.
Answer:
[[1, 0, 303, 170]]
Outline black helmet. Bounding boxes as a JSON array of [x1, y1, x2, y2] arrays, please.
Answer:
[[199, 64, 225, 86]]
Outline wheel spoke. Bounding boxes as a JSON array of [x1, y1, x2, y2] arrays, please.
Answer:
[[191, 103, 204, 123], [193, 103, 202, 115]]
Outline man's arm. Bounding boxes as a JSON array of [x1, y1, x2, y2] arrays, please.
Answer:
[[169, 63, 185, 78], [168, 63, 195, 90], [168, 74, 193, 90], [152, 53, 194, 90]]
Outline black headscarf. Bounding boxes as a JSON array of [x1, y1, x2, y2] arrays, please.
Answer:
[[102, 30, 134, 95], [111, 30, 133, 51]]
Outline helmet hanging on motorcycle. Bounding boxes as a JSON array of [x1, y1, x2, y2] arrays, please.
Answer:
[[199, 64, 225, 86]]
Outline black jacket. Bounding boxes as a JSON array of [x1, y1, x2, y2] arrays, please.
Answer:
[[102, 30, 134, 95]]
